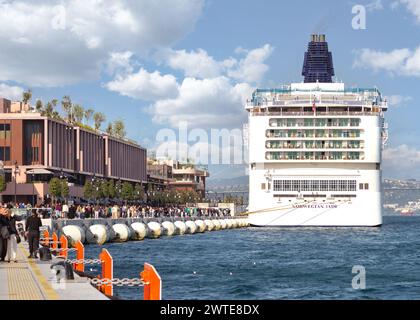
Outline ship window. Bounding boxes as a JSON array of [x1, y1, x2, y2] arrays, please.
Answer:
[[359, 183, 364, 190], [364, 183, 369, 190]]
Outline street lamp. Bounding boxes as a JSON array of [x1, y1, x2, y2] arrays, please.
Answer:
[[13, 161, 19, 205], [32, 173, 35, 207]]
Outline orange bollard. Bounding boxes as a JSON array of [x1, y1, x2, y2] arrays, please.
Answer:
[[43, 230, 49, 246], [99, 249, 113, 296], [141, 263, 162, 300], [52, 232, 58, 251], [59, 235, 68, 258], [74, 240, 84, 272]]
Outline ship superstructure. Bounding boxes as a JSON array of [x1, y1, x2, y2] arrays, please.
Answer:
[[246, 34, 388, 226]]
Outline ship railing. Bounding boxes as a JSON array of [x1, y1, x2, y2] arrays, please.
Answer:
[[250, 111, 379, 116]]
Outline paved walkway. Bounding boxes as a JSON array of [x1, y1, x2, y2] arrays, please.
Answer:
[[0, 242, 108, 300]]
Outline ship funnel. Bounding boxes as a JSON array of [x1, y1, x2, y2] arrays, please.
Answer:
[[302, 34, 334, 83]]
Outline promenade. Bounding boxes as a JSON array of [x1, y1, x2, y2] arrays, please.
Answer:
[[0, 242, 107, 300]]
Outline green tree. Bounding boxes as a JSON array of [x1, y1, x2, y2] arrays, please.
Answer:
[[73, 104, 84, 123], [84, 108, 94, 125], [61, 96, 73, 122], [22, 89, 32, 105], [0, 175, 6, 204], [61, 179, 69, 199], [93, 112, 106, 130], [106, 123, 113, 135], [113, 120, 126, 139], [107, 180, 116, 199], [121, 182, 133, 202], [134, 183, 145, 202], [100, 180, 110, 199], [83, 180, 94, 200], [35, 99, 43, 112], [48, 178, 62, 203]]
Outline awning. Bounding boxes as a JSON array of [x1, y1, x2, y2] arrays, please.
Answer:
[[26, 168, 53, 175]]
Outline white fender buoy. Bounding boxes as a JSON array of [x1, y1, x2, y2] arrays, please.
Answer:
[[185, 220, 197, 234], [112, 224, 130, 242], [231, 220, 238, 228], [161, 221, 175, 236], [212, 220, 221, 230], [220, 219, 227, 229], [174, 221, 186, 235], [204, 219, 214, 231], [195, 220, 206, 233], [225, 219, 233, 229], [62, 225, 85, 245], [147, 221, 162, 238], [88, 224, 108, 245], [131, 222, 147, 240]]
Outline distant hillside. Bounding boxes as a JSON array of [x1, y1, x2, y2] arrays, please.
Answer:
[[207, 175, 248, 191]]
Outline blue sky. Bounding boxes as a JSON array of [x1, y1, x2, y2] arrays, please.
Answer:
[[0, 0, 419, 180]]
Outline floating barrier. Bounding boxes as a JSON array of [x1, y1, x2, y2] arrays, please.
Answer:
[[112, 224, 131, 242], [147, 222, 162, 239], [195, 220, 206, 233], [131, 222, 147, 240], [185, 220, 197, 234], [204, 219, 214, 231], [52, 217, 249, 245], [161, 221, 175, 236], [173, 220, 186, 235], [62, 225, 85, 246], [89, 224, 108, 245], [212, 219, 221, 230]]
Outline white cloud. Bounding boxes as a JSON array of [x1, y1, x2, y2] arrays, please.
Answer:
[[386, 95, 413, 106], [164, 49, 223, 78], [106, 68, 179, 101], [227, 44, 274, 83], [106, 51, 135, 75], [383, 145, 420, 178], [399, 0, 420, 22], [366, 0, 384, 11], [0, 83, 24, 100], [151, 76, 253, 128], [0, 0, 204, 86], [353, 47, 420, 76]]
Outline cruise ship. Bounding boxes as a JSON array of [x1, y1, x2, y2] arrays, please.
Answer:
[[246, 34, 388, 226]]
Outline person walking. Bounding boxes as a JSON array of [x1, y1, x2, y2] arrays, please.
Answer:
[[62, 202, 69, 219], [25, 209, 42, 259], [0, 207, 9, 262], [5, 208, 22, 263]]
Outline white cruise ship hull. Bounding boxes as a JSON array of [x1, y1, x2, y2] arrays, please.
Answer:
[[248, 192, 382, 227]]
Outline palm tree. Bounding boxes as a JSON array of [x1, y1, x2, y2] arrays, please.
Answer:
[[73, 104, 84, 123], [61, 96, 72, 122], [35, 99, 43, 112], [106, 123, 113, 135], [113, 119, 126, 139], [22, 89, 32, 105], [93, 112, 106, 131], [84, 108, 94, 125]]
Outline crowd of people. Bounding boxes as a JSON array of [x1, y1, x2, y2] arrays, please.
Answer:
[[7, 202, 231, 220]]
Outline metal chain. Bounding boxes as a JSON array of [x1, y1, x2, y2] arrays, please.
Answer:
[[90, 277, 147, 287], [53, 248, 77, 252], [65, 258, 102, 264]]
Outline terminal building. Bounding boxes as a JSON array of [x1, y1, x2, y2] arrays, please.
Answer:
[[0, 97, 147, 204]]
